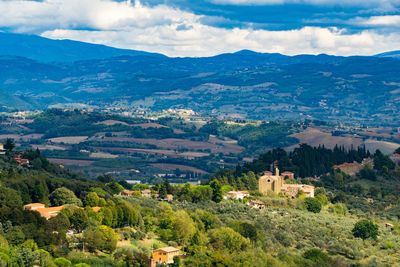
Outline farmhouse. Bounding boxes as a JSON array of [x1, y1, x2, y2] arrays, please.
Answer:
[[24, 203, 64, 220], [0, 143, 5, 155], [14, 155, 30, 167], [141, 189, 152, 198], [151, 247, 182, 267], [259, 168, 315, 198], [248, 200, 266, 210], [224, 191, 250, 200]]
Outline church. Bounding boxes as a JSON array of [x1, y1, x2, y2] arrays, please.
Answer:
[[259, 168, 315, 198]]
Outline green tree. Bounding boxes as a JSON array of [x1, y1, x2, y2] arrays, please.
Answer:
[[304, 198, 322, 213], [0, 186, 22, 208], [83, 225, 118, 253], [352, 220, 378, 240], [210, 179, 223, 203], [4, 138, 15, 152], [209, 227, 250, 252], [303, 248, 333, 267], [54, 257, 72, 267], [172, 210, 196, 245], [50, 187, 82, 206], [84, 192, 100, 207]]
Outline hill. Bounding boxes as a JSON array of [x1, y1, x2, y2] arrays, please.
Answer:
[[0, 32, 163, 62], [376, 50, 400, 59], [0, 33, 400, 126]]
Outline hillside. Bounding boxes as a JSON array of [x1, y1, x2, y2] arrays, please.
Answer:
[[0, 32, 163, 62], [376, 50, 400, 59], [0, 144, 399, 266], [0, 43, 399, 125]]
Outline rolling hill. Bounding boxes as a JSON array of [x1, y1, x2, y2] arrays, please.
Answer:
[[0, 32, 163, 62], [0, 33, 400, 126]]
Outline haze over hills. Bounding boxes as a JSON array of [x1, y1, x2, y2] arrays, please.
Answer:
[[0, 32, 163, 62], [0, 33, 400, 126]]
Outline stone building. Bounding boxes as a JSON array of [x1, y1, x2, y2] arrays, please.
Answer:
[[259, 168, 315, 198]]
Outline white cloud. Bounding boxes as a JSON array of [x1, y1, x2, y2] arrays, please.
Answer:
[[209, 0, 398, 8], [1, 0, 400, 57], [352, 15, 400, 27]]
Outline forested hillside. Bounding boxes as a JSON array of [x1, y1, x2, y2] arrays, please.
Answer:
[[0, 141, 399, 266]]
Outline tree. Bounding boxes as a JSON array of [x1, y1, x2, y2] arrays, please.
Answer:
[[50, 187, 82, 206], [54, 257, 72, 267], [373, 150, 395, 172], [352, 220, 378, 240], [303, 248, 333, 267], [84, 192, 100, 207], [210, 180, 223, 203], [304, 198, 322, 213], [0, 186, 22, 208], [172, 210, 196, 245], [209, 227, 250, 252], [4, 138, 15, 152], [83, 225, 118, 253]]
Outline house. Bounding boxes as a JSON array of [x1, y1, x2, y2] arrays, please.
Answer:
[[14, 155, 30, 167], [92, 207, 102, 213], [281, 184, 315, 198], [165, 194, 174, 202], [385, 223, 394, 230], [0, 143, 5, 155], [248, 200, 266, 210], [281, 171, 295, 180], [223, 191, 250, 200], [151, 247, 181, 267], [141, 189, 152, 198], [24, 203, 64, 220], [120, 190, 138, 197], [259, 168, 315, 198]]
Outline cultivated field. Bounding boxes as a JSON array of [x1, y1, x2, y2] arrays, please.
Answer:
[[92, 137, 244, 154], [290, 127, 399, 153], [150, 163, 208, 174], [48, 136, 89, 144], [48, 158, 94, 166]]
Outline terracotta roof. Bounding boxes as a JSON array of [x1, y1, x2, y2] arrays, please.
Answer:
[[154, 247, 180, 253], [24, 203, 46, 208], [92, 207, 101, 213]]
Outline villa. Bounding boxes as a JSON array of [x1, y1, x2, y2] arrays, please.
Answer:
[[150, 247, 181, 267]]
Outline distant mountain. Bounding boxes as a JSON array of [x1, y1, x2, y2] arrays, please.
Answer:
[[0, 33, 399, 126], [375, 50, 400, 59], [0, 32, 163, 62]]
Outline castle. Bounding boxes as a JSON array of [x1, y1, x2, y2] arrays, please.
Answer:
[[259, 168, 314, 198]]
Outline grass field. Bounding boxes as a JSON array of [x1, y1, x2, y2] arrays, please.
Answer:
[[150, 163, 208, 174], [49, 136, 89, 144]]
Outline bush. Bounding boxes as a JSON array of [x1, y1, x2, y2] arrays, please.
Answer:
[[304, 198, 322, 213], [352, 220, 378, 240], [54, 257, 72, 267]]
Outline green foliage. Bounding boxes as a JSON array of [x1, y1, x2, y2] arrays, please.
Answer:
[[304, 198, 322, 213], [54, 257, 72, 267], [352, 220, 378, 240], [303, 248, 333, 267], [83, 225, 118, 253], [373, 150, 395, 172], [208, 227, 250, 252], [50, 187, 82, 206], [210, 180, 223, 203]]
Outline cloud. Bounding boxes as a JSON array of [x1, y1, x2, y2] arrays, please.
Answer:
[[351, 15, 400, 27], [1, 0, 400, 56], [209, 0, 399, 9]]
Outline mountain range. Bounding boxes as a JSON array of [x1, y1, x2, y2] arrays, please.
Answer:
[[0, 33, 399, 126]]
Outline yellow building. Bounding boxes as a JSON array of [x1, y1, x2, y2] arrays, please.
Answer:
[[151, 247, 181, 266], [258, 168, 284, 194], [258, 168, 315, 198]]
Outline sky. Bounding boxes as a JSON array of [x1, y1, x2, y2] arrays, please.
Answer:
[[0, 0, 399, 57]]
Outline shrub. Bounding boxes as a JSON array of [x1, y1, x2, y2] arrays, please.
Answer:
[[352, 220, 378, 240], [304, 198, 322, 213]]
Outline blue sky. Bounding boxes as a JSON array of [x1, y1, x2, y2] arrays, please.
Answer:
[[0, 0, 399, 56]]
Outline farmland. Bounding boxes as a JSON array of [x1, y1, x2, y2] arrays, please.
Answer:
[[1, 109, 398, 183]]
